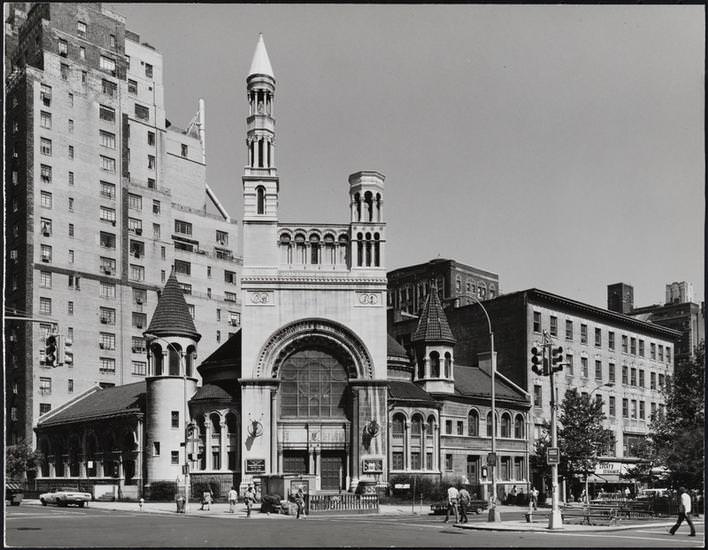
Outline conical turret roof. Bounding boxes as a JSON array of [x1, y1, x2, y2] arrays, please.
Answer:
[[248, 33, 274, 78], [411, 289, 456, 344], [145, 270, 201, 341]]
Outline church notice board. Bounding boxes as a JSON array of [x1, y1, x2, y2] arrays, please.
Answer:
[[361, 458, 383, 474], [246, 458, 266, 474]]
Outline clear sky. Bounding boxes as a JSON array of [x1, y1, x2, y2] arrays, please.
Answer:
[[107, 4, 704, 309]]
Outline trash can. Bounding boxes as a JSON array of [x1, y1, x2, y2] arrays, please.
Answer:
[[6, 482, 24, 506]]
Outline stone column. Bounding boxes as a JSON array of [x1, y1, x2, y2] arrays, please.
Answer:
[[205, 423, 212, 470], [62, 455, 69, 478], [220, 422, 228, 471], [405, 422, 411, 470], [48, 456, 56, 478], [350, 389, 360, 489], [270, 390, 278, 473], [424, 357, 430, 379]]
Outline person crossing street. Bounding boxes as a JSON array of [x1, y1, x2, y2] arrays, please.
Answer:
[[670, 487, 696, 537]]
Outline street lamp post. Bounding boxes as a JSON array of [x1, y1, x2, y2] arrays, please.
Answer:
[[469, 295, 500, 522], [145, 335, 191, 514], [583, 383, 614, 504]]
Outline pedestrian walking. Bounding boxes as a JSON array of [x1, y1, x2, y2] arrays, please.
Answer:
[[670, 487, 696, 537], [295, 487, 306, 519], [443, 485, 459, 523], [244, 485, 256, 518], [458, 486, 471, 524], [530, 486, 539, 510], [509, 485, 518, 505], [624, 487, 630, 500], [228, 486, 238, 513], [201, 489, 213, 511], [139, 497, 144, 511]]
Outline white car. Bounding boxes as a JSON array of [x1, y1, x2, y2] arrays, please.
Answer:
[[39, 487, 92, 507]]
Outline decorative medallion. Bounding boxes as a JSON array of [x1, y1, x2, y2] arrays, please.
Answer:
[[248, 291, 273, 305], [355, 292, 381, 307]]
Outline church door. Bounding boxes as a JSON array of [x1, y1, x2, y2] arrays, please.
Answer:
[[320, 451, 345, 491]]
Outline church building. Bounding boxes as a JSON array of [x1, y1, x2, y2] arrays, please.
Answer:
[[33, 35, 530, 501]]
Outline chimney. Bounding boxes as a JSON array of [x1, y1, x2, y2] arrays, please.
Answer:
[[607, 283, 634, 314]]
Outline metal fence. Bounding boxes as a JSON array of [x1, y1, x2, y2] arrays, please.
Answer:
[[307, 493, 379, 514]]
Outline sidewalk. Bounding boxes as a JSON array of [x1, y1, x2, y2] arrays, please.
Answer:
[[456, 517, 698, 533]]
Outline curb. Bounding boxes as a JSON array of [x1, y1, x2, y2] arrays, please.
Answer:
[[455, 520, 686, 533]]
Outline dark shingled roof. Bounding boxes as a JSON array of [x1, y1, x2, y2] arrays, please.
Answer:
[[411, 290, 456, 344], [37, 381, 146, 427], [197, 330, 242, 381], [453, 364, 526, 402], [145, 270, 201, 341], [387, 380, 439, 406], [190, 383, 234, 402], [387, 335, 409, 361]]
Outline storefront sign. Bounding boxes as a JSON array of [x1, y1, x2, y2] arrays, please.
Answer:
[[245, 458, 266, 474], [486, 452, 497, 466], [361, 458, 383, 473], [394, 483, 411, 489]]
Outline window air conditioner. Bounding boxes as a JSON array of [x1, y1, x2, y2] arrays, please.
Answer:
[[43, 231, 50, 237], [100, 318, 108, 324], [41, 257, 49, 263], [136, 298, 143, 304], [99, 343, 105, 349], [136, 323, 143, 329], [135, 228, 142, 235]]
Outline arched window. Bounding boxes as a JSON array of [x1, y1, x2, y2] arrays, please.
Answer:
[[338, 234, 349, 265], [501, 413, 511, 438], [444, 352, 452, 378], [363, 191, 373, 222], [354, 193, 361, 222], [209, 413, 222, 470], [486, 411, 498, 438], [365, 232, 372, 266], [392, 414, 405, 440], [256, 186, 265, 214], [468, 410, 479, 436], [375, 193, 382, 222], [150, 343, 163, 376], [309, 234, 320, 264], [356, 233, 363, 267], [196, 416, 206, 470], [427, 415, 435, 438], [294, 233, 306, 264], [430, 351, 440, 378], [514, 414, 525, 439], [323, 233, 336, 264], [280, 349, 348, 418], [373, 233, 380, 266], [410, 415, 423, 470], [168, 344, 182, 376], [185, 346, 196, 377], [280, 233, 292, 264]]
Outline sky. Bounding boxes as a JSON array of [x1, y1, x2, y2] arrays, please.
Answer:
[[107, 4, 704, 309]]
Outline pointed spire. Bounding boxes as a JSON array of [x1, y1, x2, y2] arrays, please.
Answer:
[[411, 288, 456, 344], [145, 269, 201, 341], [248, 33, 274, 78]]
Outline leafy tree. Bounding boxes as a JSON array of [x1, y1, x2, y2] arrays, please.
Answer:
[[6, 442, 43, 481], [536, 388, 614, 501], [648, 341, 704, 489]]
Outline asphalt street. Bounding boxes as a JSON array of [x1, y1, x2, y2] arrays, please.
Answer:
[[5, 505, 705, 548]]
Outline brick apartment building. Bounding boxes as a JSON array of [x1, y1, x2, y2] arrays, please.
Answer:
[[5, 2, 242, 446]]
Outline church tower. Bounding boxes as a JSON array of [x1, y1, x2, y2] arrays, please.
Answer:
[[242, 34, 279, 269], [411, 287, 456, 394], [143, 270, 201, 487], [349, 171, 386, 270]]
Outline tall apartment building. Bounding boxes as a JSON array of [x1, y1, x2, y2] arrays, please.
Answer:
[[390, 286, 680, 492], [5, 3, 242, 446], [387, 258, 500, 317], [609, 281, 705, 367]]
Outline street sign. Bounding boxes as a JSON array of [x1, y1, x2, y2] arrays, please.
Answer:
[[547, 447, 560, 465], [486, 452, 497, 466], [394, 483, 410, 489]]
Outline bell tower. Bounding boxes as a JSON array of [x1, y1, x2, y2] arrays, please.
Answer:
[[349, 171, 385, 270], [243, 34, 279, 268]]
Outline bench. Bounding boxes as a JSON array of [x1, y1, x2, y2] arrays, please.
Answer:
[[561, 506, 619, 526]]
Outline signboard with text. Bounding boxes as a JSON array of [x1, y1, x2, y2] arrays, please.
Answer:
[[361, 458, 383, 473], [245, 458, 266, 474], [547, 447, 560, 465], [486, 452, 497, 467]]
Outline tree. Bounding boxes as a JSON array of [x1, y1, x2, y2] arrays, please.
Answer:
[[6, 442, 43, 481], [648, 341, 704, 489], [537, 388, 614, 501]]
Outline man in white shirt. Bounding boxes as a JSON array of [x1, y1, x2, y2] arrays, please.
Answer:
[[228, 486, 238, 513], [443, 485, 459, 523], [670, 487, 696, 536]]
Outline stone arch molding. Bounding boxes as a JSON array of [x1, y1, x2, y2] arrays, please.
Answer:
[[256, 318, 374, 379]]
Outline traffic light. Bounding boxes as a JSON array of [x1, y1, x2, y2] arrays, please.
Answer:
[[551, 346, 563, 373], [62, 336, 73, 366], [531, 346, 546, 376], [45, 334, 58, 367]]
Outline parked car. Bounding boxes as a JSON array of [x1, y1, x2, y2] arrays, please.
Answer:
[[430, 499, 488, 515], [39, 487, 92, 507]]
